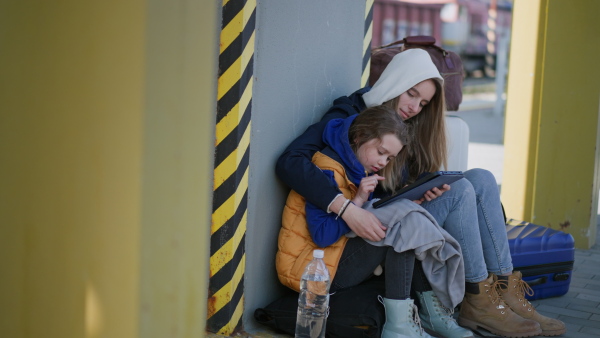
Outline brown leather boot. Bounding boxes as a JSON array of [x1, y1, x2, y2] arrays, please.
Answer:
[[458, 274, 542, 337], [498, 271, 567, 336]]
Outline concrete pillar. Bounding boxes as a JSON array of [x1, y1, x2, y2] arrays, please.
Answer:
[[246, 0, 364, 332]]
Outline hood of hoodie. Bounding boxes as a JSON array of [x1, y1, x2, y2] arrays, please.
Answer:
[[363, 49, 443, 108], [322, 114, 366, 186]]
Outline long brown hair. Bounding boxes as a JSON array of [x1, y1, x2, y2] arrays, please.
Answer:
[[349, 105, 410, 192], [383, 78, 447, 185]]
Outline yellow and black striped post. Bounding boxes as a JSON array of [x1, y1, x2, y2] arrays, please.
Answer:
[[207, 0, 256, 335], [361, 0, 374, 87]]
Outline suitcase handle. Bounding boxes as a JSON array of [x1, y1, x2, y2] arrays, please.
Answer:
[[526, 276, 547, 287]]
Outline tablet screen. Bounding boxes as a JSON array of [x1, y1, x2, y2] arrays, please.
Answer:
[[372, 171, 464, 209]]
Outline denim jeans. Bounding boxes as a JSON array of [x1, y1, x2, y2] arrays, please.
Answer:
[[419, 168, 513, 283]]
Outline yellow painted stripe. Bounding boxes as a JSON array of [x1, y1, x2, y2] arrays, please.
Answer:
[[218, 31, 256, 101], [220, 9, 242, 54], [218, 294, 245, 336], [361, 58, 371, 87], [208, 254, 246, 317], [223, 0, 230, 7], [220, 0, 256, 54], [215, 78, 253, 143], [244, 0, 257, 23], [363, 20, 373, 55], [365, 0, 374, 18], [213, 121, 251, 191], [210, 210, 247, 276], [211, 166, 249, 234], [362, 0, 373, 87]]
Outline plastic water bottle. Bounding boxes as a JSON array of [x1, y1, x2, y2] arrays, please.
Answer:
[[295, 249, 330, 338]]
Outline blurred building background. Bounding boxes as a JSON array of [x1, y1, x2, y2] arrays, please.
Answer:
[[373, 0, 512, 77]]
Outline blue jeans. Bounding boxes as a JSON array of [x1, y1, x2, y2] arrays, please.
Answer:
[[420, 168, 513, 283]]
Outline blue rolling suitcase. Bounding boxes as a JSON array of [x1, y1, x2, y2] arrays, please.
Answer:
[[506, 219, 575, 300]]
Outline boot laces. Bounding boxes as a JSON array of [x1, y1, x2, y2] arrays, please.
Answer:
[[512, 276, 535, 310], [487, 280, 509, 314], [409, 303, 428, 336], [378, 296, 428, 336], [431, 294, 456, 325]]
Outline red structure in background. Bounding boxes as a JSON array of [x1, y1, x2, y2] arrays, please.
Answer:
[[372, 0, 445, 47], [372, 0, 513, 77]]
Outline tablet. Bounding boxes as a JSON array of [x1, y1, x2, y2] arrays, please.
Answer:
[[372, 171, 464, 209]]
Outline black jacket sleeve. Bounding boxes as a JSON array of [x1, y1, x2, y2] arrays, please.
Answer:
[[275, 104, 359, 211]]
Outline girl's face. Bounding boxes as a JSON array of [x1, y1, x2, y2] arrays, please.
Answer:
[[356, 134, 403, 173], [396, 79, 436, 120]]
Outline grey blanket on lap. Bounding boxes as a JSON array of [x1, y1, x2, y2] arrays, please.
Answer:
[[356, 199, 465, 309]]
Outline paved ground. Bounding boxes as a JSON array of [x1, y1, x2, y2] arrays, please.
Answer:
[[457, 92, 505, 185], [524, 233, 600, 338], [453, 224, 600, 338]]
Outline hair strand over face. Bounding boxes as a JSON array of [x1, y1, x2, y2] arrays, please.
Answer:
[[382, 78, 447, 186], [349, 105, 410, 192]]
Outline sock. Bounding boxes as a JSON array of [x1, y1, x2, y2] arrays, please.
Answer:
[[496, 274, 509, 290], [465, 282, 480, 294]]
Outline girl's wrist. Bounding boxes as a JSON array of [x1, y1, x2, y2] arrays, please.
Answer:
[[330, 194, 347, 214], [335, 199, 352, 220], [340, 202, 357, 221], [352, 196, 366, 208]]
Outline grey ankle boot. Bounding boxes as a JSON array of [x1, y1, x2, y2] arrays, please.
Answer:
[[416, 291, 474, 338], [380, 296, 434, 338]]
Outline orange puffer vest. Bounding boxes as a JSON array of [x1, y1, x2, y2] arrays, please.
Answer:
[[276, 151, 358, 291]]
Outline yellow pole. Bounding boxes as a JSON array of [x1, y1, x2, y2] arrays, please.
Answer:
[[0, 1, 217, 337], [502, 0, 600, 249]]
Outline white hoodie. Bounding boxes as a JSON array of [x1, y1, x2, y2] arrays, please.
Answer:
[[363, 48, 443, 108]]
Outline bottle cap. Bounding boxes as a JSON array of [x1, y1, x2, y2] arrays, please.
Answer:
[[313, 249, 324, 259]]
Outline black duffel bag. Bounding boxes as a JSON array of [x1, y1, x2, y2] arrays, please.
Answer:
[[254, 276, 386, 338]]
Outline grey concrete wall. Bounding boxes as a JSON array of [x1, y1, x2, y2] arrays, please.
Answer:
[[244, 0, 366, 331]]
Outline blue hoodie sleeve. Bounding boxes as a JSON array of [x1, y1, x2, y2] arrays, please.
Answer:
[[275, 89, 368, 211], [275, 111, 350, 211], [305, 170, 351, 247]]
